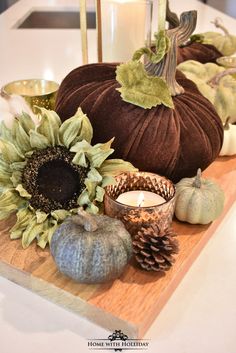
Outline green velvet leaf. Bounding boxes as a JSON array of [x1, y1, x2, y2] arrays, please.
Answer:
[[132, 31, 170, 64], [116, 61, 174, 109]]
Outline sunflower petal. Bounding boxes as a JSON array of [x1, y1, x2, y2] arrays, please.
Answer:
[[51, 209, 71, 222], [87, 167, 103, 183], [0, 158, 12, 187], [29, 130, 50, 149], [15, 120, 31, 153], [10, 171, 22, 187], [101, 175, 116, 187], [72, 151, 88, 167], [98, 159, 138, 176], [36, 107, 61, 146], [10, 161, 27, 172], [36, 211, 48, 223], [86, 203, 99, 214], [22, 218, 44, 248], [0, 121, 13, 142], [10, 208, 34, 239], [0, 138, 24, 163], [0, 189, 21, 219], [37, 221, 58, 248], [87, 139, 115, 168], [15, 184, 31, 199], [78, 190, 91, 206], [95, 186, 105, 202], [18, 112, 35, 133], [85, 179, 97, 199]]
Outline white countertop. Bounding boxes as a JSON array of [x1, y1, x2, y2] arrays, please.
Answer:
[[1, 1, 236, 353]]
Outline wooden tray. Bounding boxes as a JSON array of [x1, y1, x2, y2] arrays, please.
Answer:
[[0, 156, 236, 338]]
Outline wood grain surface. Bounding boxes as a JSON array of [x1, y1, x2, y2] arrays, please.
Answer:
[[0, 156, 236, 338]]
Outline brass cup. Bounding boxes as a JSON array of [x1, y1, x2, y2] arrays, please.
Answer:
[[104, 172, 176, 237], [1, 79, 59, 113]]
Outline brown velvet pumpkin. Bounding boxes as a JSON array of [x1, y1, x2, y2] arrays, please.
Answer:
[[177, 42, 222, 65], [55, 11, 223, 183]]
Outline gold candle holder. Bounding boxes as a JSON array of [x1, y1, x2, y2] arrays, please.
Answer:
[[104, 172, 176, 236], [1, 79, 59, 113]]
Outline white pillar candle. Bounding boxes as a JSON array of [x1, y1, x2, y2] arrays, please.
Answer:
[[116, 190, 166, 207], [101, 0, 149, 62]]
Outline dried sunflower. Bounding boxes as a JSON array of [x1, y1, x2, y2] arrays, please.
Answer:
[[0, 107, 137, 249]]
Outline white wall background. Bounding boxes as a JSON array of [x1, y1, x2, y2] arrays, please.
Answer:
[[207, 0, 236, 18]]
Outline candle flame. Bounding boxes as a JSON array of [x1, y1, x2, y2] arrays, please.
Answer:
[[137, 192, 145, 207]]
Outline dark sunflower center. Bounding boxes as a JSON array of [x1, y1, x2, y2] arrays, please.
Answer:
[[22, 146, 88, 213]]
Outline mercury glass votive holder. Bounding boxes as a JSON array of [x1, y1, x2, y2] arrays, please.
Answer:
[[104, 172, 176, 236], [1, 79, 59, 113]]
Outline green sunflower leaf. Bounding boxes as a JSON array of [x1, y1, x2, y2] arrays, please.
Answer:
[[15, 184, 31, 199], [87, 138, 114, 168], [51, 209, 71, 222], [59, 108, 93, 147], [98, 159, 138, 177], [0, 138, 24, 163], [29, 130, 50, 150], [36, 107, 61, 146], [116, 60, 174, 109]]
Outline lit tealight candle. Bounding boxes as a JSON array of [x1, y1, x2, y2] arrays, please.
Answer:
[[116, 190, 166, 207]]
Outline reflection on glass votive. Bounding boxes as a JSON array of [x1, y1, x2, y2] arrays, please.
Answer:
[[104, 172, 176, 236], [1, 79, 59, 113]]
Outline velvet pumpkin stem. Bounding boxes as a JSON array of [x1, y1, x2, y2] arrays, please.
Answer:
[[212, 18, 229, 36], [207, 68, 236, 87], [192, 168, 202, 189], [166, 0, 180, 29], [145, 10, 197, 96], [72, 208, 98, 232]]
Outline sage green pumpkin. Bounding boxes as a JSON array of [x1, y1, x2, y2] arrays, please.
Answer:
[[50, 210, 132, 283], [220, 119, 236, 156], [175, 169, 224, 224], [178, 60, 236, 123]]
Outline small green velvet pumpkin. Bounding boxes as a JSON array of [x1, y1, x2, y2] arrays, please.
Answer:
[[178, 60, 236, 123], [175, 169, 224, 224], [220, 118, 236, 156], [50, 209, 133, 283], [191, 18, 236, 56]]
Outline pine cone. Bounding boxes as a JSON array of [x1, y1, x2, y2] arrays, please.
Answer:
[[133, 224, 179, 272]]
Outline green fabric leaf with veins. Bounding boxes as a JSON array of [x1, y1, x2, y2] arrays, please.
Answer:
[[132, 31, 170, 63], [116, 61, 173, 109]]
